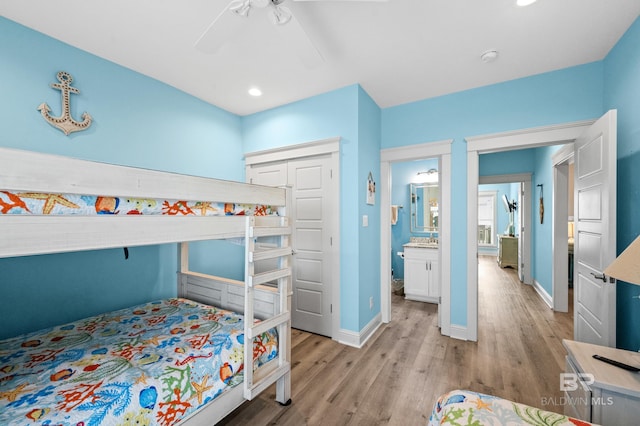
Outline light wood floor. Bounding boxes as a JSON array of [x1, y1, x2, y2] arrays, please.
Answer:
[[219, 255, 574, 425]]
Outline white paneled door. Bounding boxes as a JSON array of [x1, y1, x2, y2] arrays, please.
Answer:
[[247, 155, 334, 337], [574, 110, 617, 347]]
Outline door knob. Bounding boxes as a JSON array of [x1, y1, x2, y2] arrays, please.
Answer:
[[590, 272, 606, 282]]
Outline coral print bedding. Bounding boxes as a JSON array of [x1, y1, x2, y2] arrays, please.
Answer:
[[429, 389, 596, 426], [0, 191, 275, 216], [0, 298, 278, 425]]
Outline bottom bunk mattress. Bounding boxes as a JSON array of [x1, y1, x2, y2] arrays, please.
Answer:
[[0, 297, 278, 425], [429, 389, 596, 426]]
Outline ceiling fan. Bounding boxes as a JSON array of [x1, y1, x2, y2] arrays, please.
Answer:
[[195, 0, 387, 69]]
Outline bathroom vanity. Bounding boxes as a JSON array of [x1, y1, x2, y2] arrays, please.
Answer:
[[403, 240, 440, 303], [405, 180, 440, 304]]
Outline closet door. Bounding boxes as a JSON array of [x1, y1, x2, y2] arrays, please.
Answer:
[[247, 155, 334, 338], [287, 155, 333, 337]]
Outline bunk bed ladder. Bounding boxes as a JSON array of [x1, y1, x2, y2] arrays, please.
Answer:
[[243, 215, 292, 402]]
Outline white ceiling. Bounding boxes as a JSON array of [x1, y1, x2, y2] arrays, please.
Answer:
[[2, 0, 639, 116]]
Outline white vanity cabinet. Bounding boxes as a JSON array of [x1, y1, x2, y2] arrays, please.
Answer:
[[403, 245, 439, 303]]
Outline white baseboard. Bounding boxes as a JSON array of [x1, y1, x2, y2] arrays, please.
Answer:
[[449, 324, 469, 341], [335, 312, 382, 348], [533, 279, 553, 309]]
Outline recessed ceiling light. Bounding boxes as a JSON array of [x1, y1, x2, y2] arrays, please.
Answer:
[[516, 0, 537, 6], [481, 49, 499, 63], [248, 87, 262, 97]]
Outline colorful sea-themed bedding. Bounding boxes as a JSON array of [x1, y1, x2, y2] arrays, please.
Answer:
[[0, 190, 277, 216], [428, 389, 596, 426], [0, 298, 278, 426]]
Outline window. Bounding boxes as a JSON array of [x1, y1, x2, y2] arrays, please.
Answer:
[[478, 191, 497, 246]]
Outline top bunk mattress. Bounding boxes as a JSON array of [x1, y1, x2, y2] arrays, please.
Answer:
[[0, 190, 276, 217], [0, 147, 288, 257], [0, 297, 278, 426]]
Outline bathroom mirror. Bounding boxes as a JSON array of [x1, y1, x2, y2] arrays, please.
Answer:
[[410, 183, 439, 233]]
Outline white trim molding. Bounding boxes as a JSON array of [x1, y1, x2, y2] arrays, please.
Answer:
[[244, 137, 341, 165], [551, 143, 575, 313], [380, 139, 453, 337], [466, 120, 594, 153], [449, 325, 469, 341], [532, 279, 553, 309], [336, 313, 383, 348]]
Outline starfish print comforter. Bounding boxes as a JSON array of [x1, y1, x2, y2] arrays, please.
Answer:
[[0, 298, 278, 425]]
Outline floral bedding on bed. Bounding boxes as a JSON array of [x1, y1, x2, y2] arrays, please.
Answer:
[[0, 298, 278, 426], [429, 389, 595, 426], [0, 190, 276, 216]]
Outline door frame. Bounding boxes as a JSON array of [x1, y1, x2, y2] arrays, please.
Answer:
[[465, 120, 594, 341], [380, 139, 452, 336], [478, 173, 533, 286], [245, 137, 341, 339], [552, 143, 575, 312]]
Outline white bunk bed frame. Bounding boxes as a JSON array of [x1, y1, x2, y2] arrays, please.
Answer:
[[0, 147, 292, 425]]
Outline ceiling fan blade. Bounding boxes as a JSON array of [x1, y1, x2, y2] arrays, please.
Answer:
[[293, 0, 388, 2], [195, 1, 250, 54], [269, 6, 324, 69]]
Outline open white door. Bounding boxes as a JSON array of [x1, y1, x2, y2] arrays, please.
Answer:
[[573, 110, 617, 347]]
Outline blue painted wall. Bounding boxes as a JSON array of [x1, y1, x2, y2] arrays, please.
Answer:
[[603, 16, 640, 351], [357, 86, 382, 329], [382, 63, 604, 327], [0, 17, 244, 339], [531, 145, 560, 296]]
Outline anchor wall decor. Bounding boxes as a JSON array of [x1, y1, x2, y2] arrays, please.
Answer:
[[38, 71, 92, 135]]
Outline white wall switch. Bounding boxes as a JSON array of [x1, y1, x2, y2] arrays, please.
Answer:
[[363, 215, 368, 227]]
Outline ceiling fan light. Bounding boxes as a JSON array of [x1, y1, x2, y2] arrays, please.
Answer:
[[271, 6, 292, 25], [230, 0, 252, 17], [516, 0, 538, 6]]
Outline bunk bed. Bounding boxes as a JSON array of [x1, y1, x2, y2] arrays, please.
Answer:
[[0, 147, 292, 425]]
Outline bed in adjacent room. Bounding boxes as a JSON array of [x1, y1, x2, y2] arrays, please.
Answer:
[[0, 147, 293, 425]]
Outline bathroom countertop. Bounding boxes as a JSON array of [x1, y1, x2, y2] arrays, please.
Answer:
[[404, 236, 439, 249], [403, 242, 438, 249]]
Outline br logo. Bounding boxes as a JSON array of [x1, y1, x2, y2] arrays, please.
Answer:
[[560, 373, 595, 391]]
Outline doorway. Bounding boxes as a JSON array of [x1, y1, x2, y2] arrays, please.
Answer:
[[465, 120, 595, 341], [380, 139, 452, 336], [478, 174, 533, 287]]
